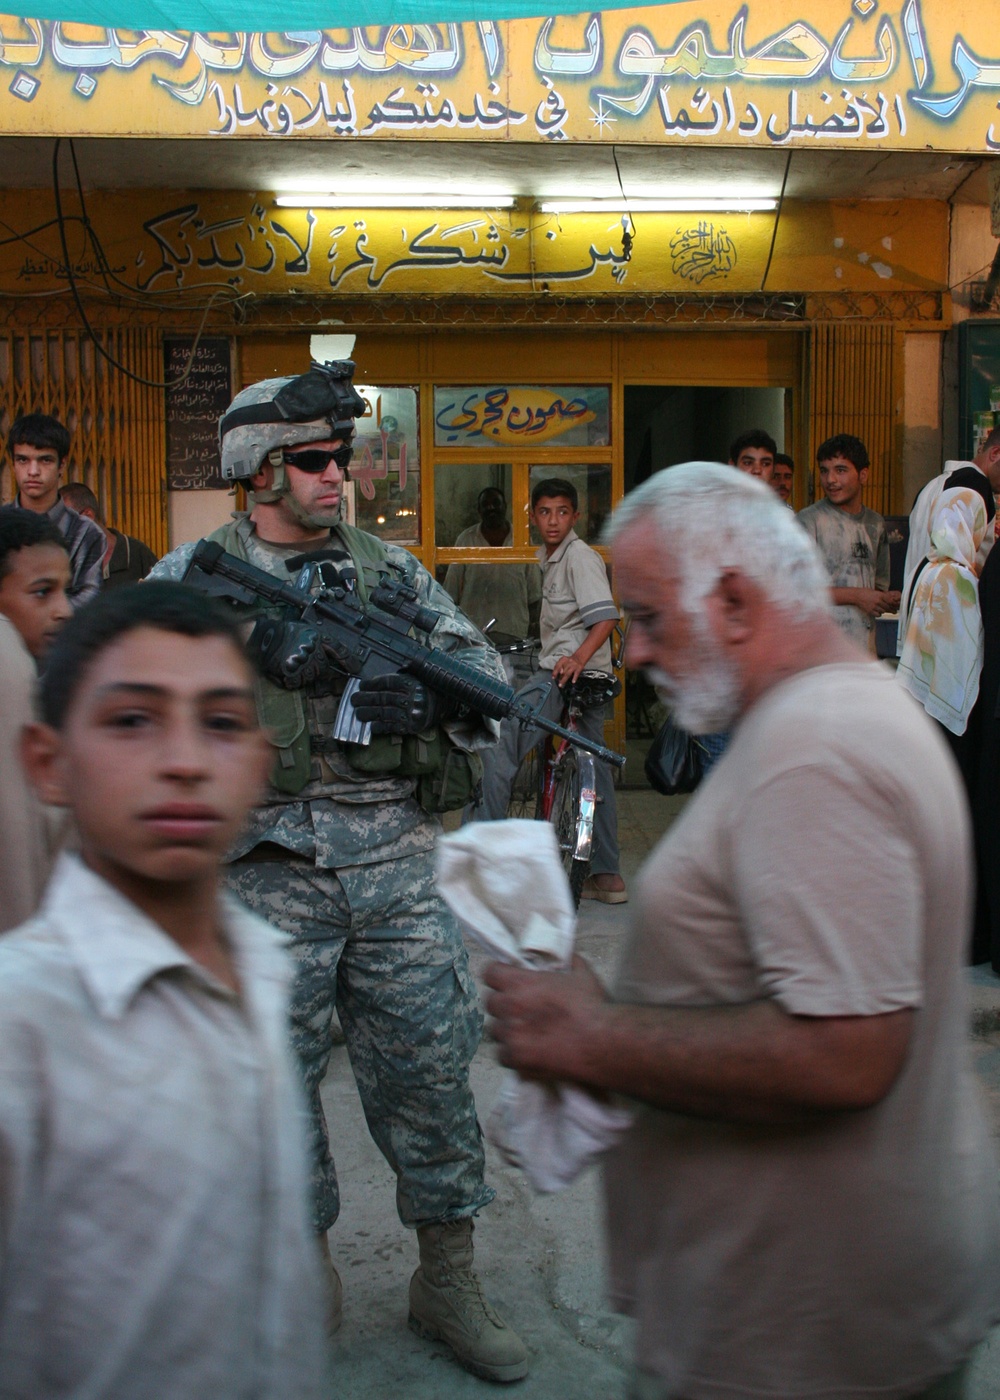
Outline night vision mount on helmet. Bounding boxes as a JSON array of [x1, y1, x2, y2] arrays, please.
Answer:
[[218, 359, 367, 484]]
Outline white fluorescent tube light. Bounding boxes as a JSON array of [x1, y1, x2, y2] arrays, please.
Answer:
[[274, 192, 515, 209], [540, 197, 777, 214]]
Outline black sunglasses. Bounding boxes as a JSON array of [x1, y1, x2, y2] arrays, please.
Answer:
[[282, 445, 353, 474]]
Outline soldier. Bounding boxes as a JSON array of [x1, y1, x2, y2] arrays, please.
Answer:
[[150, 361, 527, 1384]]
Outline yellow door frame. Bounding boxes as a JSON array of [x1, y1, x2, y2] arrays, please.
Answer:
[[241, 326, 806, 758]]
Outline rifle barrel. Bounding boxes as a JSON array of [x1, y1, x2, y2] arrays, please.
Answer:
[[190, 540, 626, 769], [528, 712, 626, 769]]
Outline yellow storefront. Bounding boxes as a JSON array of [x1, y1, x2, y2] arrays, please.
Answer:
[[0, 1, 996, 752]]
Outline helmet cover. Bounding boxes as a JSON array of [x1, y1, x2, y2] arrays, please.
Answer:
[[218, 360, 366, 482]]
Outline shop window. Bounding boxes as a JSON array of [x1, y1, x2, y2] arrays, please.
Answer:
[[434, 386, 610, 449], [349, 385, 420, 544], [529, 465, 612, 545], [440, 559, 542, 645], [435, 463, 513, 548]]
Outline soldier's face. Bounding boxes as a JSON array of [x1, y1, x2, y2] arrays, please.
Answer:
[[281, 437, 348, 525]]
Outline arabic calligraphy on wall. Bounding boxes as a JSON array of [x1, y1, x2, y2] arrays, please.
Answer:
[[0, 190, 949, 298], [0, 2, 996, 150]]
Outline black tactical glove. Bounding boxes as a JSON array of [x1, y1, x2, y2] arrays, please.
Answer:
[[350, 672, 459, 735], [246, 617, 340, 691]]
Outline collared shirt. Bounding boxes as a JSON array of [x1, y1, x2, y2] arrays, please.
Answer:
[[17, 497, 105, 607], [443, 524, 542, 641], [537, 529, 619, 674], [0, 853, 328, 1400]]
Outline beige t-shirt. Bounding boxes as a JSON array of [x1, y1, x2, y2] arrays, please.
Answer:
[[606, 662, 1000, 1398]]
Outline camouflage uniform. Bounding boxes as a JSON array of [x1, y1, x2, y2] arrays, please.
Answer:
[[151, 520, 501, 1233]]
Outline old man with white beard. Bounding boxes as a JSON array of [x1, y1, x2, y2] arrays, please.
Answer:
[[486, 463, 1000, 1400]]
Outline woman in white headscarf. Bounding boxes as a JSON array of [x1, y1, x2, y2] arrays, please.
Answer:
[[896, 484, 989, 757]]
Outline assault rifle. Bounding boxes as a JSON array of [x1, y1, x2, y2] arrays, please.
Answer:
[[184, 540, 625, 769]]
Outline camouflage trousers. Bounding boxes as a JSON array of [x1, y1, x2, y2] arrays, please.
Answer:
[[226, 849, 494, 1234]]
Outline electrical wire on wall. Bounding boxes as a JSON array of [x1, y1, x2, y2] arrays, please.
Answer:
[[760, 151, 792, 293], [612, 146, 635, 262], [50, 138, 253, 389]]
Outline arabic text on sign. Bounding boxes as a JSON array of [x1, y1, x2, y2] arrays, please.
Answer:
[[433, 386, 610, 447]]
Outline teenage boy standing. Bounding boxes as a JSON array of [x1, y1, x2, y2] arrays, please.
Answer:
[[471, 477, 625, 903], [799, 433, 901, 647], [59, 480, 158, 589], [7, 413, 104, 606], [1, 583, 329, 1397]]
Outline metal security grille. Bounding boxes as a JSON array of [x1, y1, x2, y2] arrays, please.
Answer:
[[809, 322, 897, 516], [0, 328, 167, 555]]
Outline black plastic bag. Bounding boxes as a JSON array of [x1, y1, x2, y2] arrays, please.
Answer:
[[644, 716, 703, 796]]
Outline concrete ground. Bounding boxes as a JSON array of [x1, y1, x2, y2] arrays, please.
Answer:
[[323, 790, 1000, 1398]]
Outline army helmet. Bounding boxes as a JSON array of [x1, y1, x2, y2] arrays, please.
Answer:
[[218, 359, 367, 482]]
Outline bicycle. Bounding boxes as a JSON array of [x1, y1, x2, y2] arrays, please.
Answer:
[[498, 638, 622, 908]]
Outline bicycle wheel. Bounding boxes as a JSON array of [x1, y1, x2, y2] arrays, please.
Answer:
[[507, 742, 542, 820], [549, 748, 596, 908]]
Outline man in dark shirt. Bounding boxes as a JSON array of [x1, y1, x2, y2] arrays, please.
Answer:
[[59, 482, 157, 589], [7, 415, 103, 607]]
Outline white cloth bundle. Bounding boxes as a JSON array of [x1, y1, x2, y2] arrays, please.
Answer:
[[437, 820, 632, 1193]]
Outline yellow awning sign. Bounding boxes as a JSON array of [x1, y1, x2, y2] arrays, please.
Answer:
[[0, 190, 949, 298], [0, 3, 997, 149]]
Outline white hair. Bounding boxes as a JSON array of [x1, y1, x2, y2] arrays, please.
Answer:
[[605, 462, 831, 618]]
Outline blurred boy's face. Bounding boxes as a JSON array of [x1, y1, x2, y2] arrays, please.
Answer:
[[532, 494, 579, 551], [26, 627, 269, 888], [818, 454, 867, 513], [0, 542, 72, 659]]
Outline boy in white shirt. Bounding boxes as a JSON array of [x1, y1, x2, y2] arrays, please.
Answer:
[[0, 582, 329, 1399]]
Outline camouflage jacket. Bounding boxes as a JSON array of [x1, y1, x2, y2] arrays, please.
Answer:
[[150, 515, 503, 868]]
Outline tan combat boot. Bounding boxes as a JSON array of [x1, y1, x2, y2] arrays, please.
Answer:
[[318, 1232, 343, 1334], [409, 1219, 528, 1383]]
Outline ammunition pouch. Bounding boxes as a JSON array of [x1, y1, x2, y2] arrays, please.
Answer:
[[345, 729, 483, 813]]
